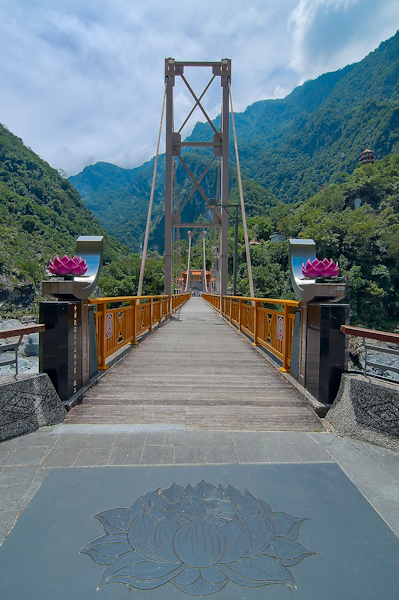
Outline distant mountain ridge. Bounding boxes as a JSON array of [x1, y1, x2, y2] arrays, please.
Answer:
[[70, 157, 165, 251], [69, 30, 399, 251]]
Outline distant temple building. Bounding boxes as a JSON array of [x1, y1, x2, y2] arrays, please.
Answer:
[[360, 149, 375, 165], [180, 270, 214, 292]]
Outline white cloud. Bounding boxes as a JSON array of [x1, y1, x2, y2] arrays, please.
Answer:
[[289, 0, 399, 80], [0, 0, 398, 175], [273, 85, 292, 99]]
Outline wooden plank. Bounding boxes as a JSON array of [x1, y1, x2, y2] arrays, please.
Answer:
[[64, 405, 187, 425]]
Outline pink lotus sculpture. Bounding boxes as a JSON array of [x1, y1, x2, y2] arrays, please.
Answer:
[[302, 258, 339, 278], [48, 255, 88, 277]]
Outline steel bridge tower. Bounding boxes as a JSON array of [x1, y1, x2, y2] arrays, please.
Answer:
[[164, 58, 231, 297]]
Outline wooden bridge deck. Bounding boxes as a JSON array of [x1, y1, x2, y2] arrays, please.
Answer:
[[64, 298, 324, 431]]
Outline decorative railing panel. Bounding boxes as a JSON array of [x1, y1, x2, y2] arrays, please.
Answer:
[[90, 294, 190, 370], [203, 294, 299, 372]]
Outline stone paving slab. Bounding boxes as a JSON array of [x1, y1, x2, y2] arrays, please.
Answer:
[[1, 426, 399, 546], [0, 462, 398, 600]]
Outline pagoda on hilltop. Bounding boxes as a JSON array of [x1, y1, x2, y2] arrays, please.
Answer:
[[360, 148, 375, 165]]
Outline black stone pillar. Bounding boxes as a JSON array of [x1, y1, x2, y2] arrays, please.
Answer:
[[39, 301, 83, 400], [305, 303, 349, 404]]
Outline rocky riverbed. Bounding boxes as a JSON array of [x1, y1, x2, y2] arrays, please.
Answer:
[[0, 318, 40, 377], [348, 336, 399, 382]]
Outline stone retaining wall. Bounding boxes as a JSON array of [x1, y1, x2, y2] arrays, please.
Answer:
[[327, 373, 399, 451], [0, 374, 66, 441]]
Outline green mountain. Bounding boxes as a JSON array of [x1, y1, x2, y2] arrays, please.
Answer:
[[70, 154, 278, 253], [189, 31, 399, 201], [69, 158, 165, 252], [241, 154, 399, 330], [69, 30, 399, 253], [0, 123, 129, 314]]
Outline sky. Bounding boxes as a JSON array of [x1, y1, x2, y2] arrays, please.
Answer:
[[1, 0, 398, 176]]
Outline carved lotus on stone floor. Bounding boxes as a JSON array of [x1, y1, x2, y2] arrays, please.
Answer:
[[80, 480, 317, 596]]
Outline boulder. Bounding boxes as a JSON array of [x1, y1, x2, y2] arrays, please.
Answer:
[[20, 332, 39, 356]]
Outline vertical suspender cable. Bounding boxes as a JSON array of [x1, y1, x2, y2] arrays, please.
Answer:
[[172, 221, 175, 293], [137, 82, 167, 298], [212, 228, 217, 293], [173, 158, 179, 292], [185, 231, 192, 293], [215, 159, 221, 295], [202, 231, 208, 293], [177, 229, 181, 292], [228, 82, 255, 299]]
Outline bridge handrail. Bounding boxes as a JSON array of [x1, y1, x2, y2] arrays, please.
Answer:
[[89, 294, 170, 305], [218, 295, 300, 307], [340, 325, 399, 379], [0, 324, 45, 375], [0, 324, 45, 340], [89, 293, 190, 370], [340, 325, 399, 344], [202, 293, 299, 372]]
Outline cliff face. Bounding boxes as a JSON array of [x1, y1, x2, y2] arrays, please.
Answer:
[[0, 275, 35, 310]]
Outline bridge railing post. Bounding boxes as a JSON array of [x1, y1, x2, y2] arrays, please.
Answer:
[[253, 299, 259, 346], [96, 301, 108, 371], [280, 302, 290, 372], [149, 298, 154, 331], [129, 299, 137, 345]]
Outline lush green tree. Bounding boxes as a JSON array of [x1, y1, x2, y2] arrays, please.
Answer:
[[99, 254, 164, 297]]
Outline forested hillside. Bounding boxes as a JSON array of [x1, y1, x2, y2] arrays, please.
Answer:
[[241, 155, 399, 330], [0, 124, 128, 314], [69, 160, 163, 251], [93, 155, 399, 330], [189, 30, 399, 202], [70, 30, 399, 253]]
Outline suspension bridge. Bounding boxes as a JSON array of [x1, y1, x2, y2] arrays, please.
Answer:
[[64, 296, 323, 431], [59, 57, 318, 430]]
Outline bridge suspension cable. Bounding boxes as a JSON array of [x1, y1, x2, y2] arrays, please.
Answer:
[[228, 81, 255, 299], [137, 82, 167, 297]]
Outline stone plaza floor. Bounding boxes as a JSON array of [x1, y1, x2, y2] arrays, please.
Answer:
[[1, 298, 399, 598], [0, 425, 398, 599]]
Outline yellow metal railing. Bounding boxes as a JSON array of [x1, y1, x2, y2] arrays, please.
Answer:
[[202, 293, 299, 372], [89, 293, 190, 370]]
